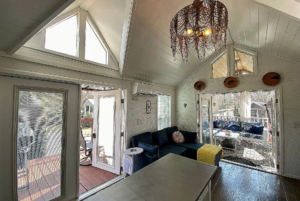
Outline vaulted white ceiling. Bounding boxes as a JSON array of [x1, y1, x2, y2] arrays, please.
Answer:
[[121, 0, 300, 87], [1, 0, 300, 87], [0, 0, 75, 54]]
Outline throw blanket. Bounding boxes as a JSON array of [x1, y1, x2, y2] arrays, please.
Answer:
[[197, 144, 223, 166], [123, 156, 133, 175]]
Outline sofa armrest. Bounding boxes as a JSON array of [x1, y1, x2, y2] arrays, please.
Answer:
[[132, 151, 159, 173]]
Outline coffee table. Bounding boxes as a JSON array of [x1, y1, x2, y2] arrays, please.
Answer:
[[85, 153, 218, 201], [214, 131, 239, 150]]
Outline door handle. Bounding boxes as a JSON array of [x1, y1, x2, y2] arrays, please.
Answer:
[[93, 133, 96, 138]]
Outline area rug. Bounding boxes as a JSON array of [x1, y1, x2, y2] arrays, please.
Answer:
[[223, 156, 259, 167]]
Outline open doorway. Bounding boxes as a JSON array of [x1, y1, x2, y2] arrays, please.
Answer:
[[79, 84, 126, 197], [198, 90, 280, 173]]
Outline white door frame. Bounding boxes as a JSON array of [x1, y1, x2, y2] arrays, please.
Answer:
[[92, 90, 122, 175], [0, 76, 80, 201]]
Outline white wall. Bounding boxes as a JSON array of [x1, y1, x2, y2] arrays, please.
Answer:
[[0, 54, 176, 149], [176, 47, 300, 179]]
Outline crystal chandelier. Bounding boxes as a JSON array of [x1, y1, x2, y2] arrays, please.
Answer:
[[170, 0, 228, 62]]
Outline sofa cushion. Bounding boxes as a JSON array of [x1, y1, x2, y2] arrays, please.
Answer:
[[159, 144, 186, 158], [180, 131, 198, 143], [152, 129, 169, 146], [228, 123, 240, 132], [166, 126, 178, 142], [249, 125, 264, 135], [138, 142, 158, 154], [240, 122, 253, 132], [217, 120, 230, 129], [213, 120, 219, 128], [131, 132, 153, 147], [176, 143, 204, 151]]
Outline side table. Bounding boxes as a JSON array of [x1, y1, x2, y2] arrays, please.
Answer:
[[123, 147, 143, 176]]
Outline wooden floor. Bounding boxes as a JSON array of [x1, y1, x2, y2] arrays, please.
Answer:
[[79, 165, 118, 195], [211, 161, 300, 201], [17, 155, 118, 201]]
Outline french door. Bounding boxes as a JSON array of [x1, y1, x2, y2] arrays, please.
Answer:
[[92, 90, 121, 175], [270, 90, 279, 171], [0, 76, 80, 201], [198, 94, 213, 144]]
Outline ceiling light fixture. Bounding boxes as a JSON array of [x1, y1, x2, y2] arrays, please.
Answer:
[[170, 0, 228, 62]]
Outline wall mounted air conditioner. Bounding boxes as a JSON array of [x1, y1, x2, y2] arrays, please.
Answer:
[[132, 82, 159, 96]]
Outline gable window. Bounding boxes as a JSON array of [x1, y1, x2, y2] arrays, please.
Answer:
[[85, 20, 108, 65], [212, 52, 228, 78], [45, 15, 78, 57], [157, 95, 171, 130], [234, 50, 254, 75]]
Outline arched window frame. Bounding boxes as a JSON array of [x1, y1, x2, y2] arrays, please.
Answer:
[[28, 8, 118, 69], [210, 45, 258, 79]]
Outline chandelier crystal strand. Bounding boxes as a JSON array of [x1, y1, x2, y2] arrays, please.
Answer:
[[170, 0, 228, 62]]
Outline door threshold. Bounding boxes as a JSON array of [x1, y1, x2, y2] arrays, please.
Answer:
[[221, 159, 279, 175], [79, 175, 124, 200]]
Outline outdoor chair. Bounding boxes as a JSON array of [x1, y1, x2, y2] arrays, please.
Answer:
[[80, 127, 93, 166], [17, 135, 34, 190]]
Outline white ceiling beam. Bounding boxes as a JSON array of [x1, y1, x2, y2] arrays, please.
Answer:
[[80, 0, 97, 11], [6, 0, 76, 55]]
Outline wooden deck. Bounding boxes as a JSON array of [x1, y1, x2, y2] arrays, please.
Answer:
[[17, 154, 118, 201]]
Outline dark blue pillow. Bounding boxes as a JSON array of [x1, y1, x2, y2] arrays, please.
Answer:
[[138, 142, 158, 154], [166, 126, 178, 142], [249, 125, 264, 135], [240, 122, 253, 132], [131, 132, 152, 147], [152, 129, 169, 146], [254, 135, 261, 139], [213, 120, 218, 128], [228, 123, 240, 132], [180, 130, 197, 143]]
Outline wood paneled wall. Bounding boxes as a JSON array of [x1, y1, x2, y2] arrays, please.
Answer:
[[176, 49, 300, 179], [0, 55, 176, 149]]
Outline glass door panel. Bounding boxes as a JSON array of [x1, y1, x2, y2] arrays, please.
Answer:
[[92, 90, 121, 175], [97, 96, 115, 167], [16, 89, 66, 201], [201, 99, 211, 144]]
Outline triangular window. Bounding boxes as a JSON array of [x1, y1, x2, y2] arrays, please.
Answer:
[[234, 50, 254, 75], [85, 20, 108, 65], [212, 53, 228, 78], [45, 15, 78, 57]]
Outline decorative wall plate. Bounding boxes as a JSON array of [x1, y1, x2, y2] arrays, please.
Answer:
[[194, 81, 205, 91], [224, 77, 238, 88], [262, 72, 281, 86], [146, 100, 151, 114]]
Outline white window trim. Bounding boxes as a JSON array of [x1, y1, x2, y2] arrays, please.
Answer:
[[210, 50, 229, 79], [210, 45, 258, 79], [157, 95, 171, 130], [25, 7, 119, 70]]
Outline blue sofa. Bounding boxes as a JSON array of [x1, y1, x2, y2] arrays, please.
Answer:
[[131, 126, 221, 173]]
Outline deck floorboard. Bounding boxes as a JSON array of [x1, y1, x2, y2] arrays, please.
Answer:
[[17, 155, 118, 200]]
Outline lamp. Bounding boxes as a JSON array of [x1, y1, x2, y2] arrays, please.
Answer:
[[170, 0, 228, 62]]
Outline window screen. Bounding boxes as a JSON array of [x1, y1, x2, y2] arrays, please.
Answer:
[[17, 90, 65, 201], [157, 95, 171, 130], [45, 15, 78, 56]]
